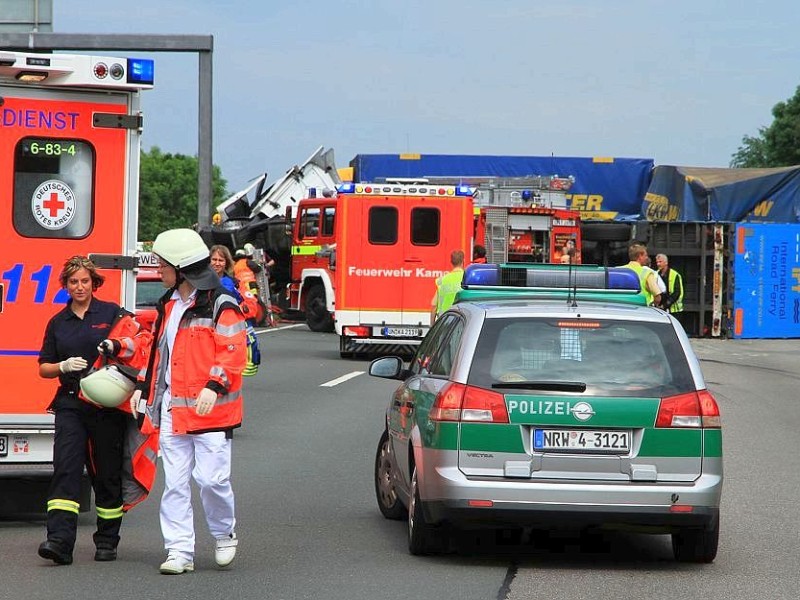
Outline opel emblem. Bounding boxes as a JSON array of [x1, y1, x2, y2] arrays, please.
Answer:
[[571, 401, 594, 422]]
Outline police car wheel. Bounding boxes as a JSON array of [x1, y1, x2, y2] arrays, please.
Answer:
[[408, 467, 444, 555], [671, 514, 719, 563], [374, 431, 405, 520]]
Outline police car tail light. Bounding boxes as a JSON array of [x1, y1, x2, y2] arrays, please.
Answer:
[[429, 382, 465, 422], [461, 387, 509, 423], [429, 383, 509, 423], [656, 391, 720, 429], [698, 390, 721, 428]]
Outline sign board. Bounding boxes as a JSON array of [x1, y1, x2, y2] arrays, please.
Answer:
[[137, 252, 160, 268], [732, 224, 800, 338]]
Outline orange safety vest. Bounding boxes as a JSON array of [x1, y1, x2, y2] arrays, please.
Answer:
[[137, 287, 247, 436], [79, 309, 158, 511]]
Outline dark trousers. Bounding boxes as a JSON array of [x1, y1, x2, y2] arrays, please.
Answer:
[[47, 403, 127, 552]]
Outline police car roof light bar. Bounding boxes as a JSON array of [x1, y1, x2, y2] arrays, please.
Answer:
[[462, 264, 641, 293]]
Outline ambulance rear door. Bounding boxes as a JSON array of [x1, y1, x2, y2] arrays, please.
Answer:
[[400, 193, 471, 327], [0, 76, 142, 473]]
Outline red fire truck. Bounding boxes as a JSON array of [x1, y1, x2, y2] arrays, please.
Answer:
[[0, 50, 153, 511], [286, 182, 474, 356]]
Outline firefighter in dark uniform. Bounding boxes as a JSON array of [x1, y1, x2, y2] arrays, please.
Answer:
[[37, 256, 128, 565]]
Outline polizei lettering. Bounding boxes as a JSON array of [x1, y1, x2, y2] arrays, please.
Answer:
[[1, 108, 80, 130], [348, 266, 448, 278], [506, 399, 573, 415]]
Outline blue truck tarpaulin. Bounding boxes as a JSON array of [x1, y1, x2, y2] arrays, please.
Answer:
[[732, 223, 800, 338], [349, 154, 654, 221], [642, 165, 800, 222]]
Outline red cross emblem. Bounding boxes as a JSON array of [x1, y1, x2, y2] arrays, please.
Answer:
[[42, 192, 66, 217], [31, 179, 76, 231]]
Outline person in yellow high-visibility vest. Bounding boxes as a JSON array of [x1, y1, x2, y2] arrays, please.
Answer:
[[623, 243, 662, 307], [655, 253, 684, 314], [430, 250, 465, 324]]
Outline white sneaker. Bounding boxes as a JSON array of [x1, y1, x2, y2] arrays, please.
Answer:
[[159, 553, 194, 574], [215, 532, 238, 567]]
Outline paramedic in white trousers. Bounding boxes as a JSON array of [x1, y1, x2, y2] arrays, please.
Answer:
[[130, 229, 247, 575]]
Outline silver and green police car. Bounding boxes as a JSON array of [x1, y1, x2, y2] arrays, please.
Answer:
[[370, 264, 722, 562]]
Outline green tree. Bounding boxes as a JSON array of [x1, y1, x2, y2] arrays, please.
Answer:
[[138, 146, 227, 241], [731, 86, 800, 167]]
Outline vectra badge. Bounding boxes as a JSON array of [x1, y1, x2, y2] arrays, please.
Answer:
[[571, 402, 595, 422]]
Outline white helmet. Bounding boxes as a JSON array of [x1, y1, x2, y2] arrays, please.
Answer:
[[152, 228, 209, 270], [152, 228, 220, 290], [80, 365, 136, 408]]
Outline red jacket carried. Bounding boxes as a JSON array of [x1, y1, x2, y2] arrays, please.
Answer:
[[136, 287, 247, 436], [79, 309, 157, 511]]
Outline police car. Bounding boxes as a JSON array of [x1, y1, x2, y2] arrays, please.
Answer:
[[369, 263, 722, 562]]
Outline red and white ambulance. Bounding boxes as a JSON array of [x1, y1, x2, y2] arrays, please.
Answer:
[[0, 50, 153, 510]]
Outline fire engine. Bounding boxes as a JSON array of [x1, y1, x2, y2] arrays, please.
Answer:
[[0, 50, 153, 511], [287, 182, 474, 356], [468, 175, 582, 264]]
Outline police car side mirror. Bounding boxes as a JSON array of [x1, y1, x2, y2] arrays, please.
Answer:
[[369, 356, 406, 380]]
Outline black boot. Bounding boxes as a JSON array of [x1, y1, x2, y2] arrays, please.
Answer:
[[94, 545, 117, 561], [38, 540, 73, 565]]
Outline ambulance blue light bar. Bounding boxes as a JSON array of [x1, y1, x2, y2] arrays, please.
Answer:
[[127, 58, 154, 85], [462, 264, 641, 292]]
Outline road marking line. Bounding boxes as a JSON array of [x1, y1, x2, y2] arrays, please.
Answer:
[[321, 371, 365, 387]]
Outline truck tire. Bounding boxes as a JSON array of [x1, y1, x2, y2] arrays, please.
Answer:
[[581, 222, 632, 242], [305, 284, 334, 332]]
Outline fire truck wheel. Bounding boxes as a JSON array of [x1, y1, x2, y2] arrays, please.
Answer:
[[305, 284, 334, 332]]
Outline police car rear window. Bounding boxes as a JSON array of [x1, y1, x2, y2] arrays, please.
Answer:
[[467, 318, 695, 397]]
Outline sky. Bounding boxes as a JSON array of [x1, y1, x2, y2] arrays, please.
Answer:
[[52, 0, 800, 195]]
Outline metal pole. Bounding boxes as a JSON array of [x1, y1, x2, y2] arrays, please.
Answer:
[[197, 49, 213, 226]]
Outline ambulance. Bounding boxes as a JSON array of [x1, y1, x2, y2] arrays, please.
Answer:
[[0, 51, 153, 511], [285, 182, 474, 357]]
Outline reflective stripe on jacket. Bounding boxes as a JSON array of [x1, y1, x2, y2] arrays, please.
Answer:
[[138, 287, 247, 436]]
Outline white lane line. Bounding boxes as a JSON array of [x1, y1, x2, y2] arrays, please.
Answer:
[[255, 323, 305, 335], [320, 371, 365, 387]]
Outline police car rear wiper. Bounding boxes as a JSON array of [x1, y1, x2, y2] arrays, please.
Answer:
[[491, 381, 587, 392]]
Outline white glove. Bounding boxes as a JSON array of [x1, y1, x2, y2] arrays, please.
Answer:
[[129, 389, 142, 415], [195, 388, 218, 416], [59, 357, 88, 373]]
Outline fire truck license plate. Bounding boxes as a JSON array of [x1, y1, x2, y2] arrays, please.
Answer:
[[381, 327, 422, 338], [0, 435, 7, 457]]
